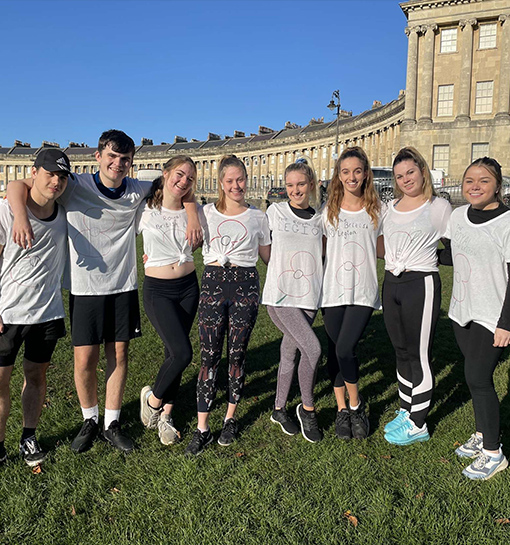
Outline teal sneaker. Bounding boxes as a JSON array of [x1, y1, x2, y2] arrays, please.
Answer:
[[384, 408, 409, 433], [384, 419, 429, 445], [462, 452, 508, 481]]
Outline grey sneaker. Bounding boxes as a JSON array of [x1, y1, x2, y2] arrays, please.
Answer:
[[140, 386, 161, 429], [19, 435, 47, 467], [270, 408, 299, 436], [455, 433, 483, 458], [296, 403, 323, 443], [158, 414, 180, 445], [462, 451, 509, 481]]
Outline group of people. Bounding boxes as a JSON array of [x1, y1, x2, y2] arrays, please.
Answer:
[[0, 129, 508, 482]]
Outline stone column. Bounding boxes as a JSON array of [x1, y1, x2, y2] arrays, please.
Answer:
[[496, 14, 510, 119], [457, 19, 477, 121], [404, 26, 421, 124], [419, 23, 438, 122]]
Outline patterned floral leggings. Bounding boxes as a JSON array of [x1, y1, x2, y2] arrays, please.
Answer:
[[197, 266, 260, 412]]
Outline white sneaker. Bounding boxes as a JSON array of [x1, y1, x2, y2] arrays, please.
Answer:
[[158, 414, 180, 445], [462, 450, 509, 481], [455, 433, 483, 459]]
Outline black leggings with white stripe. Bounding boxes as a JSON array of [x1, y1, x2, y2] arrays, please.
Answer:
[[382, 271, 441, 428]]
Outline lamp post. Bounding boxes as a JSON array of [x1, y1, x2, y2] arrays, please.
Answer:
[[327, 90, 341, 160]]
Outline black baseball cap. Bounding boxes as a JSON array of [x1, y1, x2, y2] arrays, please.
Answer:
[[34, 148, 72, 175]]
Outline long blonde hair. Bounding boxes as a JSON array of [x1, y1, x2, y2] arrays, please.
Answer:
[[216, 155, 248, 213], [327, 146, 381, 228], [285, 156, 317, 205], [392, 147, 436, 201]]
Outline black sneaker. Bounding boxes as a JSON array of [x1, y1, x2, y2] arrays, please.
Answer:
[[335, 409, 352, 440], [218, 418, 238, 446], [185, 429, 214, 456], [296, 403, 323, 443], [71, 418, 99, 453], [350, 395, 370, 440], [102, 421, 134, 453], [19, 435, 47, 467], [270, 408, 299, 436]]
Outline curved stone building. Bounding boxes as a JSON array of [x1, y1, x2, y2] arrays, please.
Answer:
[[0, 0, 508, 196]]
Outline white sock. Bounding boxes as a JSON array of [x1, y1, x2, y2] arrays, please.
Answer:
[[104, 409, 121, 430], [81, 405, 99, 424], [482, 447, 502, 459], [350, 402, 360, 411], [198, 426, 209, 434]]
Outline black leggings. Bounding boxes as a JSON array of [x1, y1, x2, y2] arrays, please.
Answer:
[[453, 321, 504, 451], [197, 266, 259, 413], [382, 271, 441, 428], [143, 272, 199, 405], [322, 305, 374, 387]]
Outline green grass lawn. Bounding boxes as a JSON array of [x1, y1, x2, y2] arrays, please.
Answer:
[[1, 242, 510, 545]]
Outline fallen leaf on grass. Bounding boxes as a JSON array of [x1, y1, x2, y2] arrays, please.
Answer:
[[439, 457, 450, 464], [235, 452, 245, 458], [110, 487, 120, 494], [381, 455, 392, 460], [358, 454, 368, 459], [453, 441, 461, 447], [495, 518, 510, 525], [71, 506, 76, 516], [31, 464, 42, 474], [415, 492, 424, 499], [343, 511, 359, 527]]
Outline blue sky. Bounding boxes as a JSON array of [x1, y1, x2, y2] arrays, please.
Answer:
[[1, 0, 408, 148]]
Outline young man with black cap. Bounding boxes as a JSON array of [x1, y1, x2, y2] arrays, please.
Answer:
[[8, 130, 201, 455], [0, 149, 70, 466]]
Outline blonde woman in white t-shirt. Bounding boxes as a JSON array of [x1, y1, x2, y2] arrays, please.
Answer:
[[138, 156, 200, 446], [321, 147, 383, 441], [262, 158, 324, 443], [382, 147, 451, 446], [184, 155, 271, 456]]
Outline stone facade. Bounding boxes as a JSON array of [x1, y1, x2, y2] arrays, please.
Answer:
[[0, 0, 507, 194]]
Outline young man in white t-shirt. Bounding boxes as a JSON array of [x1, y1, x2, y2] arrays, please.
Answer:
[[9, 130, 201, 454], [0, 149, 70, 466]]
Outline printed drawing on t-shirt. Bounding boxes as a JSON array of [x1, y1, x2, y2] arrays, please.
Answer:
[[10, 254, 48, 290], [73, 208, 116, 258], [210, 219, 248, 256], [451, 253, 471, 310], [335, 241, 366, 300], [388, 229, 422, 262], [276, 251, 317, 304]]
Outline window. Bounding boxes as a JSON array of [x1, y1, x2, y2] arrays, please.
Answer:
[[471, 143, 489, 162], [155, 163, 160, 169], [83, 166, 88, 173], [17, 166, 22, 173], [205, 162, 209, 170], [479, 23, 497, 49], [262, 155, 266, 165], [197, 163, 201, 170], [437, 84, 454, 116], [322, 169, 326, 179], [92, 166, 98, 173], [244, 157, 249, 166], [440, 28, 457, 53], [279, 154, 283, 164], [25, 166, 31, 176], [313, 149, 318, 159], [433, 145, 450, 174], [213, 178, 217, 190], [253, 176, 257, 189], [212, 161, 216, 170], [322, 148, 327, 159], [133, 165, 138, 172], [9, 166, 13, 174], [330, 168, 334, 177], [0, 166, 3, 173], [475, 81, 493, 114], [271, 155, 275, 164], [278, 174, 283, 183], [253, 157, 258, 166]]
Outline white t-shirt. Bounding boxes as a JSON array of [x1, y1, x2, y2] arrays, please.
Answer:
[[0, 200, 68, 324], [321, 205, 383, 309], [446, 205, 510, 333], [261, 202, 323, 310], [137, 204, 193, 268], [58, 173, 152, 295], [200, 203, 271, 267], [383, 197, 451, 276]]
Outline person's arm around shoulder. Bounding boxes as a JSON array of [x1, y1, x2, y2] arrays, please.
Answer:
[[6, 178, 33, 249], [183, 192, 202, 248]]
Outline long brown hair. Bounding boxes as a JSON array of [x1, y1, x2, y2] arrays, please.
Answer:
[[146, 155, 197, 210], [327, 146, 381, 228], [462, 156, 504, 205], [392, 147, 436, 201], [216, 155, 248, 213]]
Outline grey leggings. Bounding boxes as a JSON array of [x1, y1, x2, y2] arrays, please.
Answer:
[[267, 306, 321, 408]]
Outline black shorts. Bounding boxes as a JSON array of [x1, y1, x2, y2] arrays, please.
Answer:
[[69, 290, 141, 346], [0, 319, 66, 367]]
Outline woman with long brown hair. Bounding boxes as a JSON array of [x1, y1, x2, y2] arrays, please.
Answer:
[[138, 155, 200, 445], [321, 146, 383, 440]]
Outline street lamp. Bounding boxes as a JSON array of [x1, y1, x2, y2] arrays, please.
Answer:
[[327, 89, 341, 160]]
